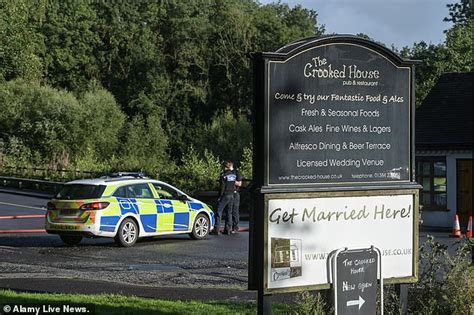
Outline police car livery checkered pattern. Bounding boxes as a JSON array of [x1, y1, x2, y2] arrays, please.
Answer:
[[45, 178, 215, 246], [98, 198, 213, 233]]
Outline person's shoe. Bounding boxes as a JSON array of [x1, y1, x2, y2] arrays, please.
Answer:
[[210, 230, 220, 236], [232, 227, 239, 233], [223, 230, 232, 235]]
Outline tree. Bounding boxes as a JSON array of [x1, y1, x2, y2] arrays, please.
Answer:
[[444, 0, 471, 26], [400, 42, 445, 106], [0, 0, 328, 176], [118, 93, 169, 175], [0, 0, 43, 82], [207, 0, 258, 118], [252, 2, 323, 52], [401, 0, 472, 106], [193, 109, 252, 166], [92, 1, 169, 113], [0, 80, 86, 164], [41, 1, 100, 91], [79, 88, 125, 159]]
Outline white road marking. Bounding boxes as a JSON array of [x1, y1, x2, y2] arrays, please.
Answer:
[[0, 201, 46, 211]]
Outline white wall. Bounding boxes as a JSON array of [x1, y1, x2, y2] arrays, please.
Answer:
[[416, 150, 473, 229]]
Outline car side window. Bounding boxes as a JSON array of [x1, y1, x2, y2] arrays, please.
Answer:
[[152, 183, 180, 200], [113, 184, 154, 199], [113, 186, 127, 198]]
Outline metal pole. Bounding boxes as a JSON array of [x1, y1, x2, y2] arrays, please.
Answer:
[[373, 246, 383, 315], [395, 284, 408, 314], [332, 247, 347, 315], [258, 291, 272, 315]]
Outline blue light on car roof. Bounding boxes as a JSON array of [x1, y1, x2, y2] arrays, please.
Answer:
[[104, 172, 147, 178]]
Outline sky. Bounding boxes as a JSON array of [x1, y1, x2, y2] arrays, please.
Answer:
[[260, 0, 453, 49]]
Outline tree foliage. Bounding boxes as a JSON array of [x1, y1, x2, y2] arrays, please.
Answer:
[[444, 0, 471, 26], [0, 80, 84, 160], [0, 80, 126, 169], [401, 0, 472, 106], [165, 146, 221, 193], [0, 0, 322, 186], [0, 0, 43, 82], [194, 109, 252, 166], [41, 1, 100, 91], [0, 0, 471, 190]]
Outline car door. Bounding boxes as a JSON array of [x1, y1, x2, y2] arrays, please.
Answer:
[[112, 183, 157, 234], [151, 183, 190, 232]]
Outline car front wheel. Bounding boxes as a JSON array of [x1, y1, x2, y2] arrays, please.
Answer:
[[59, 235, 82, 245], [115, 218, 138, 247], [190, 213, 210, 240]]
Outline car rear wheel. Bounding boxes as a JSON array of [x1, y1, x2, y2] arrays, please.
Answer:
[[59, 235, 82, 245], [115, 218, 138, 247], [190, 213, 210, 240]]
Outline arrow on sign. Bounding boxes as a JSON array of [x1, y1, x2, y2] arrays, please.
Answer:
[[346, 296, 365, 310]]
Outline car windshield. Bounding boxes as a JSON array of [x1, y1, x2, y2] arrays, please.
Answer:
[[55, 184, 106, 200]]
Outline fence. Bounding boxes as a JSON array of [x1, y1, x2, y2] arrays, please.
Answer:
[[0, 165, 99, 195], [0, 165, 97, 181], [0, 176, 63, 195]]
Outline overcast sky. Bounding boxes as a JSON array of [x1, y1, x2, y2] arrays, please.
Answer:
[[260, 0, 453, 49]]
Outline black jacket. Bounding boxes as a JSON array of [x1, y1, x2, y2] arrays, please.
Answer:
[[219, 170, 237, 197]]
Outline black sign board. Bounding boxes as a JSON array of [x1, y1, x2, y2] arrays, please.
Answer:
[[335, 249, 378, 315], [249, 37, 420, 315], [255, 37, 416, 188]]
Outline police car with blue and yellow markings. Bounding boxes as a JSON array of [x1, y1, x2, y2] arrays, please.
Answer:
[[45, 173, 215, 247]]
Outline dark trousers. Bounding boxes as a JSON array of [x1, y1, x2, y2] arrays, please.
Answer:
[[230, 191, 240, 230], [215, 194, 233, 232]]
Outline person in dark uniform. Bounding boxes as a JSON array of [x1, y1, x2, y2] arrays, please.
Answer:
[[230, 166, 242, 233], [211, 160, 238, 235]]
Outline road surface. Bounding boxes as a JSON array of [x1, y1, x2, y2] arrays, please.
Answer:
[[0, 190, 468, 301]]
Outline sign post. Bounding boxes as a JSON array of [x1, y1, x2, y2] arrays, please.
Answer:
[[249, 35, 421, 314]]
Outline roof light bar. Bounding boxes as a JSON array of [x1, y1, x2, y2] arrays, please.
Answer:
[[103, 172, 147, 178]]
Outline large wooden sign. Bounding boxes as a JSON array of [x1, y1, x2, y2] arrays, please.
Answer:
[[256, 37, 415, 188], [249, 37, 421, 304], [264, 190, 418, 293]]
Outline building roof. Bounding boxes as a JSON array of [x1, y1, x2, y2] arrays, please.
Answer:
[[415, 72, 473, 149]]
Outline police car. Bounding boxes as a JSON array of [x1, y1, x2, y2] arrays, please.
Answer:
[[45, 173, 215, 247]]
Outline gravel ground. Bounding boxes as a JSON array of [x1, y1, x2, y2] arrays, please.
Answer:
[[0, 233, 249, 290]]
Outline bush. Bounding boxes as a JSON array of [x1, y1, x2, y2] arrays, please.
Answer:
[[0, 81, 173, 182], [0, 137, 41, 170], [292, 290, 332, 315], [238, 145, 252, 180], [0, 80, 85, 162], [116, 112, 169, 176], [79, 88, 125, 159], [0, 80, 132, 177], [162, 146, 221, 195], [193, 109, 251, 166], [382, 236, 473, 314], [405, 235, 473, 314], [292, 237, 473, 315]]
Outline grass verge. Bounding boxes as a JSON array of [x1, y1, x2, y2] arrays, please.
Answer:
[[0, 290, 290, 315]]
